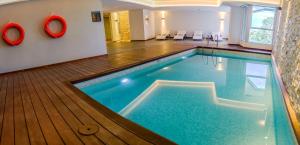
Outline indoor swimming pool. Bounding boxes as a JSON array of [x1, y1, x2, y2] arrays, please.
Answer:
[[75, 49, 297, 145]]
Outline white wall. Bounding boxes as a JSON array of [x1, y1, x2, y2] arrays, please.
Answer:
[[228, 5, 273, 50], [143, 9, 156, 40], [129, 9, 155, 40], [154, 7, 231, 38], [129, 9, 145, 40], [0, 0, 107, 73], [228, 6, 243, 44]]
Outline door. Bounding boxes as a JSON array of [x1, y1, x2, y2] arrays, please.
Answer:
[[104, 15, 112, 41]]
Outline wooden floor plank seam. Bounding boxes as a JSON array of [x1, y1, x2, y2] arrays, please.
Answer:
[[47, 63, 152, 145], [0, 76, 8, 144], [45, 61, 132, 145], [22, 72, 66, 145], [13, 73, 30, 145], [43, 66, 127, 144], [1, 74, 15, 145], [32, 68, 106, 145], [0, 76, 4, 139], [47, 63, 130, 145], [67, 62, 97, 74], [18, 73, 48, 145], [65, 62, 95, 76], [26, 71, 86, 145], [55, 64, 85, 80], [71, 59, 106, 74]]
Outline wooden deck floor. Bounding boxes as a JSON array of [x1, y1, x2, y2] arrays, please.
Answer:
[[0, 41, 271, 145]]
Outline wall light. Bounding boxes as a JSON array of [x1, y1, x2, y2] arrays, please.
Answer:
[[145, 16, 150, 25], [160, 11, 167, 34], [161, 11, 166, 21], [219, 12, 226, 20], [145, 16, 149, 21], [112, 12, 119, 22], [219, 12, 226, 34]]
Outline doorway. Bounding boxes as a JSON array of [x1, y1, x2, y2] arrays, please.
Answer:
[[117, 11, 131, 41], [103, 11, 131, 42], [103, 13, 112, 41]]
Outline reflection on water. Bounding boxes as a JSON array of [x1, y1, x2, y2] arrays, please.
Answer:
[[79, 53, 296, 145], [246, 62, 268, 89], [119, 80, 268, 117], [216, 57, 224, 71]]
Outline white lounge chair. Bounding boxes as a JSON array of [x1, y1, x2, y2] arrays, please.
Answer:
[[212, 32, 223, 41], [193, 31, 203, 40], [174, 31, 186, 40], [156, 31, 170, 40]]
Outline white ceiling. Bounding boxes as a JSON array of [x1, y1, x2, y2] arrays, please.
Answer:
[[0, 0, 280, 11], [102, 0, 150, 12], [102, 0, 280, 12], [0, 0, 27, 5]]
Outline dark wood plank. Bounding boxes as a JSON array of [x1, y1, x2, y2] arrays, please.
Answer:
[[75, 59, 119, 74], [0, 76, 8, 142], [1, 74, 15, 145], [52, 64, 129, 144], [45, 59, 154, 145], [13, 73, 30, 145], [22, 72, 66, 145], [24, 71, 84, 145], [64, 62, 94, 76], [18, 72, 47, 145], [28, 69, 105, 145], [37, 66, 127, 145]]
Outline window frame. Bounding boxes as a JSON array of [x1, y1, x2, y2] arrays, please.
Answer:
[[247, 5, 277, 45]]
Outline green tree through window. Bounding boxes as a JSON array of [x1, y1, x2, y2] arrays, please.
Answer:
[[249, 6, 276, 45]]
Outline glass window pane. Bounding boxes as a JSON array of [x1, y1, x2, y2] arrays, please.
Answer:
[[249, 28, 273, 44], [251, 6, 275, 29]]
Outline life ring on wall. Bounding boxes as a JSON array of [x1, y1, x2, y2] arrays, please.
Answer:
[[44, 15, 67, 38], [2, 22, 25, 46]]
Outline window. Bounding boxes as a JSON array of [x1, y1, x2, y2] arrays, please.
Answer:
[[249, 6, 276, 45], [246, 63, 268, 89]]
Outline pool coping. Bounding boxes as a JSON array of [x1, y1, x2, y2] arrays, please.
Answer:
[[271, 55, 300, 144], [67, 46, 299, 145], [71, 46, 271, 84]]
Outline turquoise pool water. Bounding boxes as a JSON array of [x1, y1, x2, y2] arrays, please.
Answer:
[[76, 50, 296, 145]]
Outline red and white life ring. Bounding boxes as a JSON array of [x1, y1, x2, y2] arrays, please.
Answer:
[[2, 22, 25, 46], [44, 15, 67, 38]]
